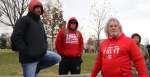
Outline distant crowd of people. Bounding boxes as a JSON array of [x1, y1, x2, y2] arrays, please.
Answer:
[[83, 48, 97, 53]]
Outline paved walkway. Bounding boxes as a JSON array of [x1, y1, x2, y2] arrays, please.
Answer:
[[0, 74, 101, 77]]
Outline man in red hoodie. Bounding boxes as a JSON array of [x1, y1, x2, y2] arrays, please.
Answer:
[[55, 17, 83, 75], [91, 17, 148, 77]]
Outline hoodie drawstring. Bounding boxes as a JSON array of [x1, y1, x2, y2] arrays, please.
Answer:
[[111, 38, 117, 59]]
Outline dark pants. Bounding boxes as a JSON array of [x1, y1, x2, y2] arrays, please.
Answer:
[[59, 55, 82, 75], [146, 59, 150, 70]]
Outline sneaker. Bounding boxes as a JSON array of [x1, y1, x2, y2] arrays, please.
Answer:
[[35, 74, 41, 77]]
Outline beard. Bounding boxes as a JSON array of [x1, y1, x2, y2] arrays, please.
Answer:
[[110, 30, 117, 36], [135, 41, 139, 44], [35, 11, 41, 15]]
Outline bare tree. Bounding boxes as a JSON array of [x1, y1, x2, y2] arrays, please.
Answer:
[[0, 0, 30, 29], [87, 38, 95, 49], [89, 0, 117, 52], [41, 0, 66, 51], [0, 11, 2, 17], [144, 38, 150, 46], [77, 25, 90, 43]]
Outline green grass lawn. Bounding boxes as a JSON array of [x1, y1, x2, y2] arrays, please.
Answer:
[[0, 49, 98, 76]]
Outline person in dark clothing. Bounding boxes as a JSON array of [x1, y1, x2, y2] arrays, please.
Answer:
[[85, 49, 87, 53], [11, 0, 61, 77], [147, 45, 150, 58], [92, 49, 94, 53], [147, 45, 150, 71]]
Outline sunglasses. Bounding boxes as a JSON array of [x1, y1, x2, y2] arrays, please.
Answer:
[[70, 22, 77, 24]]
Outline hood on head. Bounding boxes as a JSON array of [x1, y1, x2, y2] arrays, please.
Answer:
[[67, 17, 78, 31], [28, 0, 43, 15], [131, 33, 141, 45]]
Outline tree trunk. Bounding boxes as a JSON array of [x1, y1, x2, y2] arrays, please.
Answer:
[[97, 36, 100, 52], [51, 36, 54, 51]]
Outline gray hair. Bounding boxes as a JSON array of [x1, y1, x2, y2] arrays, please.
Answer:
[[104, 17, 123, 37]]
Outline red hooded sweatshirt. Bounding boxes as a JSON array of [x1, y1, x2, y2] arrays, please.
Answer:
[[91, 33, 148, 77], [55, 17, 83, 57]]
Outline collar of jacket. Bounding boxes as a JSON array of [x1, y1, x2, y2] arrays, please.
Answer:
[[27, 11, 40, 21]]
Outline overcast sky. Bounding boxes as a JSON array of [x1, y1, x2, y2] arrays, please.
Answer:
[[0, 0, 150, 44], [58, 0, 150, 44]]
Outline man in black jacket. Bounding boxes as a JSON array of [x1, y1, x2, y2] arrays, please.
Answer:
[[11, 0, 61, 77]]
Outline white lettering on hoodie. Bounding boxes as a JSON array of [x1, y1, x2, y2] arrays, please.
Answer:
[[66, 33, 78, 44], [103, 46, 120, 55], [103, 46, 120, 59]]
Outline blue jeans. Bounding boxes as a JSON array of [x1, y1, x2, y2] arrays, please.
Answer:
[[21, 50, 61, 77]]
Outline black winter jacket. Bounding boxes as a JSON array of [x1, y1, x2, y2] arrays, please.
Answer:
[[12, 12, 48, 63]]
